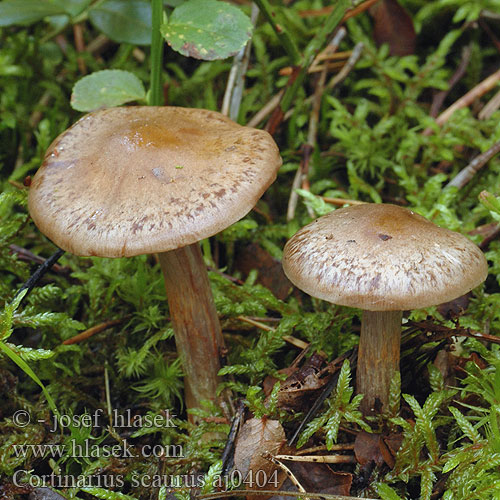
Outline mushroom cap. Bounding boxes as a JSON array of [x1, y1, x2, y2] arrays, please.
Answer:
[[282, 204, 488, 311], [28, 106, 282, 257]]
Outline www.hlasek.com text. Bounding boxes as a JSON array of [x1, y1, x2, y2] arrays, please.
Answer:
[[12, 439, 183, 459]]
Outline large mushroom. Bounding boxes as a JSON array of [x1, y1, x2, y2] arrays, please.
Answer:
[[282, 203, 488, 415], [28, 106, 282, 411]]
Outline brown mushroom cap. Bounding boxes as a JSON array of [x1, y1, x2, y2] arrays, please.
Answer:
[[28, 106, 282, 257], [282, 204, 488, 311]]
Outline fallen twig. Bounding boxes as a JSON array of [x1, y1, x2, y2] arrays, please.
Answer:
[[322, 196, 367, 206], [446, 139, 500, 189], [430, 45, 471, 118], [236, 315, 309, 350], [14, 248, 65, 306], [424, 67, 500, 135], [222, 4, 259, 119], [9, 244, 69, 274], [199, 490, 377, 500], [275, 453, 356, 464], [326, 41, 364, 90], [63, 318, 128, 345], [478, 88, 500, 120]]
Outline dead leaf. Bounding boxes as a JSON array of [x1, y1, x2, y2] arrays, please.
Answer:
[[437, 293, 471, 319], [265, 353, 331, 411], [233, 418, 287, 498], [383, 432, 403, 459], [279, 461, 352, 496], [354, 431, 386, 467], [370, 0, 416, 56], [354, 431, 401, 468]]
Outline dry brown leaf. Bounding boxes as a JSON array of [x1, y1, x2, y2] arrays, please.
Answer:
[[354, 431, 386, 467], [265, 353, 330, 411], [233, 418, 288, 498], [383, 432, 403, 460], [437, 293, 471, 319], [268, 461, 352, 499], [354, 431, 402, 469], [370, 0, 416, 56]]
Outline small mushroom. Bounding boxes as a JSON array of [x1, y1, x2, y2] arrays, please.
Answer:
[[282, 204, 488, 415], [28, 106, 282, 411]]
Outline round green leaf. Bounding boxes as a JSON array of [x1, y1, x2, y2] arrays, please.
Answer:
[[161, 0, 253, 60], [88, 0, 152, 46], [71, 70, 146, 112], [0, 1, 66, 27]]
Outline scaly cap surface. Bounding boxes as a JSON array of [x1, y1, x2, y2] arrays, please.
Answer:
[[28, 106, 282, 257], [282, 204, 488, 311]]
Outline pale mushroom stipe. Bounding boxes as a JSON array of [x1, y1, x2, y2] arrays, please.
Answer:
[[28, 106, 282, 413], [282, 203, 488, 415]]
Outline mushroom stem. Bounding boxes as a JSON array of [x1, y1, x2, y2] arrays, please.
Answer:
[[158, 243, 224, 413], [357, 310, 402, 416]]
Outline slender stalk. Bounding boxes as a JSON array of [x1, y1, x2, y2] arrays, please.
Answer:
[[252, 0, 301, 64], [158, 244, 224, 413], [357, 310, 402, 415], [149, 0, 164, 106]]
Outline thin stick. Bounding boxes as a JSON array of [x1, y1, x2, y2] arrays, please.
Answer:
[[479, 18, 500, 52], [478, 88, 500, 120], [280, 50, 350, 76], [313, 50, 352, 64], [280, 61, 345, 76], [430, 46, 471, 118], [446, 140, 500, 189], [326, 42, 364, 90], [322, 196, 366, 206], [229, 4, 259, 121], [247, 90, 285, 128], [287, 160, 307, 221], [221, 56, 240, 116], [73, 24, 87, 74], [86, 34, 110, 55], [198, 490, 378, 500], [62, 318, 127, 345], [424, 67, 500, 134], [236, 315, 309, 350], [104, 362, 113, 425], [479, 224, 500, 250], [9, 244, 68, 274], [14, 249, 65, 306], [297, 443, 355, 454], [275, 454, 355, 464], [262, 452, 309, 500]]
